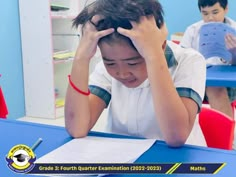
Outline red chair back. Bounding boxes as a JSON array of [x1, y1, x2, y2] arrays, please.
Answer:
[[231, 100, 236, 118], [199, 107, 235, 150], [0, 87, 8, 119], [203, 100, 235, 119]]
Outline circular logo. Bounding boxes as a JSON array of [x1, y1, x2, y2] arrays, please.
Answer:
[[6, 144, 36, 173]]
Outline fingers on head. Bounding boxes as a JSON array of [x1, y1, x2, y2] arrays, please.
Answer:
[[90, 15, 105, 26]]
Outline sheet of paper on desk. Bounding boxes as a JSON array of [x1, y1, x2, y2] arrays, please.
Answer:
[[36, 136, 156, 163]]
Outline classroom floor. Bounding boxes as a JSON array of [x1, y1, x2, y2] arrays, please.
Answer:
[[18, 109, 108, 132]]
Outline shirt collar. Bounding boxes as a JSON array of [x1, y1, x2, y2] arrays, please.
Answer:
[[165, 44, 178, 68]]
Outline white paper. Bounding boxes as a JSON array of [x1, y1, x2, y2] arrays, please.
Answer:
[[36, 136, 156, 163], [199, 22, 236, 61]]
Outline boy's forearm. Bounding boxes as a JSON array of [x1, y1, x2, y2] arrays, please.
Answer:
[[65, 59, 91, 137], [145, 52, 190, 147]]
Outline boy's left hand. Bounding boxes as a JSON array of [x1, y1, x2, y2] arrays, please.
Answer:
[[117, 16, 167, 61]]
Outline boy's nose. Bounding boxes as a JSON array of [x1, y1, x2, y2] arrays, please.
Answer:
[[116, 68, 130, 79], [116, 71, 130, 79], [207, 14, 214, 21]]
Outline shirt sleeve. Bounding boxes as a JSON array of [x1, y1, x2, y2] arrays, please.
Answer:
[[176, 87, 202, 113], [169, 44, 206, 112], [89, 61, 112, 107], [180, 26, 194, 48]]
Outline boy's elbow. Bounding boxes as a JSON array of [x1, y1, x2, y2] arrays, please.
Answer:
[[66, 127, 89, 138], [65, 113, 89, 138], [69, 131, 88, 139], [165, 135, 187, 148], [166, 140, 185, 148]]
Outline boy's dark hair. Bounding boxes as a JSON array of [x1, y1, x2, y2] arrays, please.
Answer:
[[198, 0, 228, 11], [73, 0, 164, 46]]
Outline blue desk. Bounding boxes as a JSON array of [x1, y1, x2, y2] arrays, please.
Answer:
[[206, 65, 236, 87], [1, 119, 236, 177]]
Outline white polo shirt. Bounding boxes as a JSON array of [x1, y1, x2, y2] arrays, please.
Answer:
[[180, 17, 236, 65], [89, 41, 206, 146]]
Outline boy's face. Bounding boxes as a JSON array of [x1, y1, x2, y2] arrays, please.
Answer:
[[99, 40, 148, 88], [200, 2, 228, 22]]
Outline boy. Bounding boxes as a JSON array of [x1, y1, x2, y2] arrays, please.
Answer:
[[180, 0, 236, 118], [65, 0, 206, 147]]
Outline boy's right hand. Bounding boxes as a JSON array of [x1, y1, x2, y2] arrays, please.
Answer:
[[74, 15, 114, 62], [225, 34, 236, 65]]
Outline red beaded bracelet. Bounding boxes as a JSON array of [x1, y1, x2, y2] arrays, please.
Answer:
[[68, 75, 90, 96]]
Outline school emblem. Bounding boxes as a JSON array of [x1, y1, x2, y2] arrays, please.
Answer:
[[6, 144, 36, 173]]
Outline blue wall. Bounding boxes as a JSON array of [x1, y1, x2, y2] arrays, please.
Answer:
[[228, 0, 236, 20], [0, 0, 235, 119], [0, 0, 25, 119], [160, 0, 200, 38]]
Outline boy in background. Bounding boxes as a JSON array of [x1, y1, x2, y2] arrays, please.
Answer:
[[181, 0, 236, 119]]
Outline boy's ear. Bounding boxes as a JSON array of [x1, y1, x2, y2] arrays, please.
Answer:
[[224, 5, 229, 14], [160, 23, 168, 50], [161, 23, 168, 39], [162, 40, 167, 50]]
